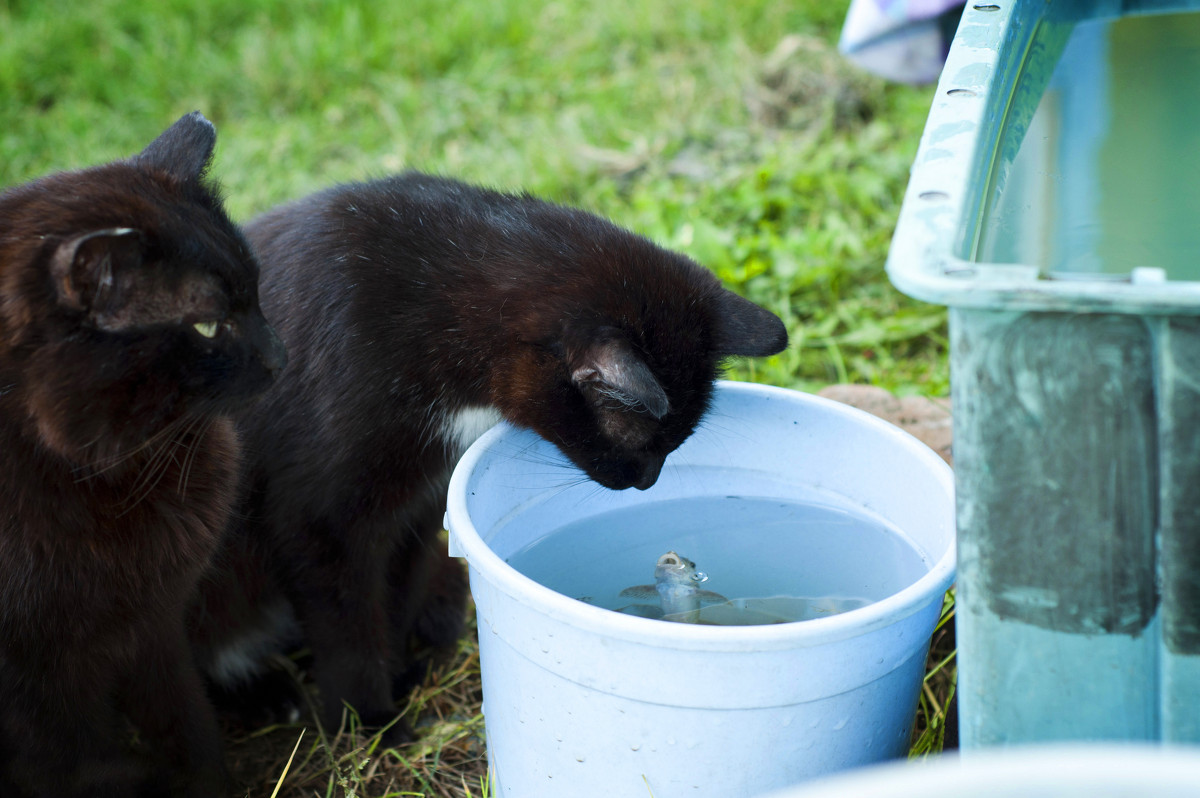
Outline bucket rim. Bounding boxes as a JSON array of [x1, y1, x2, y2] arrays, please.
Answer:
[[756, 743, 1200, 798], [445, 381, 956, 652]]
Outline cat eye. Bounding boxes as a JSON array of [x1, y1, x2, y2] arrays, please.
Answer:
[[191, 319, 235, 339], [192, 320, 219, 338]]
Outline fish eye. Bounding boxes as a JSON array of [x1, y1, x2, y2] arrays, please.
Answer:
[[192, 320, 219, 338]]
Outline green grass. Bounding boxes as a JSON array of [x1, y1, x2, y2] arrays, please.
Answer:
[[1, 0, 952, 794], [0, 0, 946, 394]]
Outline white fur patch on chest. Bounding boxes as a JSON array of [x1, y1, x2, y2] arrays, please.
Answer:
[[441, 405, 503, 458]]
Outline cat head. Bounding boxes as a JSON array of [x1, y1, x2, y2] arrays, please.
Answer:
[[494, 225, 787, 491], [0, 112, 286, 464]]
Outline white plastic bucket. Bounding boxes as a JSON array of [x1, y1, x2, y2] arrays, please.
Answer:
[[754, 744, 1200, 798], [445, 381, 955, 797]]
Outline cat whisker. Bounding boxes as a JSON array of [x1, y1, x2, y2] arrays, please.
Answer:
[[489, 440, 579, 475], [161, 414, 209, 496], [514, 475, 596, 506], [75, 413, 192, 482], [694, 408, 756, 465], [551, 474, 596, 492], [512, 458, 576, 474], [510, 454, 581, 473], [117, 415, 206, 515], [518, 462, 593, 486], [116, 447, 176, 516], [494, 437, 546, 460], [177, 414, 217, 499], [491, 472, 582, 493], [695, 407, 746, 438], [572, 481, 612, 507], [501, 443, 579, 470]]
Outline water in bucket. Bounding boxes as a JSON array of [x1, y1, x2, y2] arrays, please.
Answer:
[[505, 495, 929, 625]]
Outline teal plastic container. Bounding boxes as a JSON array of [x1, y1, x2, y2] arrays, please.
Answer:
[[888, 0, 1200, 747]]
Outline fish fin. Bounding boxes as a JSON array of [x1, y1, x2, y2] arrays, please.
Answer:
[[617, 604, 663, 619], [697, 590, 728, 604], [662, 611, 702, 624], [618, 585, 658, 599]]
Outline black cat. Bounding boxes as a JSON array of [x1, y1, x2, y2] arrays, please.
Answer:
[[0, 113, 286, 797], [196, 173, 787, 741]]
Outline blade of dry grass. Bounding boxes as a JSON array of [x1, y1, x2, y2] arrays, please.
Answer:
[[268, 730, 305, 798]]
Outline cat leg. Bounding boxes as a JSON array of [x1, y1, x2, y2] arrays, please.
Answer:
[[207, 660, 305, 729], [190, 552, 305, 728], [120, 622, 231, 798], [413, 542, 470, 649], [388, 534, 470, 697], [285, 522, 408, 742], [0, 667, 156, 798]]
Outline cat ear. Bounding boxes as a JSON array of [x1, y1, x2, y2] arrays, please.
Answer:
[[571, 338, 670, 419], [711, 289, 788, 357], [133, 111, 216, 182], [50, 228, 143, 315]]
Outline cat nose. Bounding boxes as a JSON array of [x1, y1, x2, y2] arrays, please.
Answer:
[[633, 457, 664, 491]]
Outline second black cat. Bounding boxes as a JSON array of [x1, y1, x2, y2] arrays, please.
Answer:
[[0, 113, 285, 797], [195, 173, 788, 739]]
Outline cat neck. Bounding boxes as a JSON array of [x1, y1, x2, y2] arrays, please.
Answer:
[[0, 379, 230, 486]]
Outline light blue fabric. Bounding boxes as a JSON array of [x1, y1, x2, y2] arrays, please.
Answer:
[[839, 0, 965, 83]]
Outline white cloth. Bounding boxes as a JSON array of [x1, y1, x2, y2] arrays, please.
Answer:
[[838, 0, 965, 84]]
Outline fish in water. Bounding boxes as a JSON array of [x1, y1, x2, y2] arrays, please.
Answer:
[[618, 551, 727, 623]]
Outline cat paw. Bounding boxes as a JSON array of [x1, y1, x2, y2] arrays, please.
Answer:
[[169, 768, 235, 798], [391, 655, 433, 699], [210, 667, 303, 729], [374, 716, 416, 748], [359, 703, 415, 746]]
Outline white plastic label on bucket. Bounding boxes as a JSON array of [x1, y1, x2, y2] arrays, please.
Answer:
[[445, 381, 955, 798]]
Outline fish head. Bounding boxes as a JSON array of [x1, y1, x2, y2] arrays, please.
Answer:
[[654, 550, 701, 588]]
